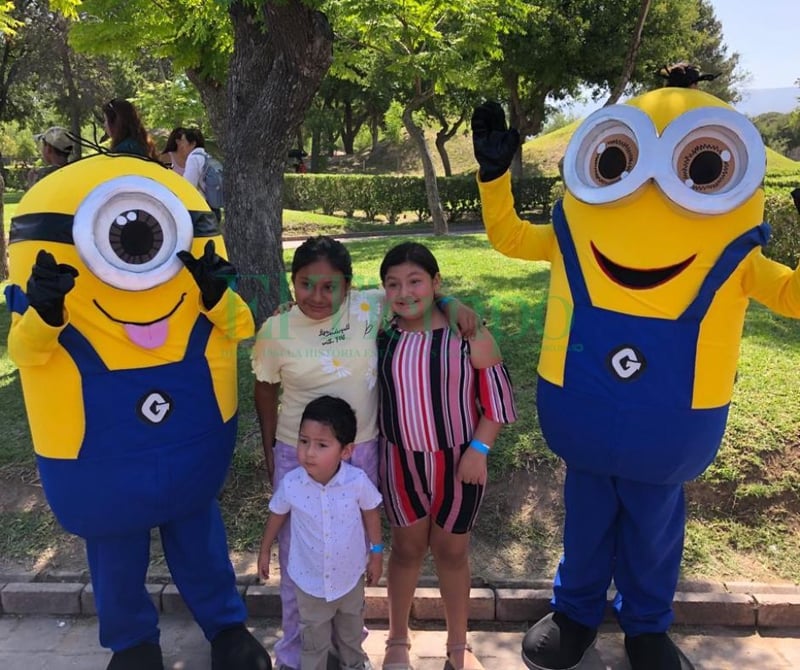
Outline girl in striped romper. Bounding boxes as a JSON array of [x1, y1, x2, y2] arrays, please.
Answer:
[[377, 242, 517, 670]]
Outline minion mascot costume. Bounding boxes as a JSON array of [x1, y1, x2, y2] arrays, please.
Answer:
[[472, 89, 800, 670], [5, 155, 271, 670]]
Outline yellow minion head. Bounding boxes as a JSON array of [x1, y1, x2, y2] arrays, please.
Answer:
[[10, 154, 221, 367], [560, 87, 766, 317]]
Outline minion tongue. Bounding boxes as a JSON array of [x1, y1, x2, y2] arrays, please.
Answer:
[[123, 319, 169, 349]]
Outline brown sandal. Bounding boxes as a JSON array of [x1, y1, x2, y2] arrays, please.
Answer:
[[444, 643, 484, 670], [382, 638, 414, 670]]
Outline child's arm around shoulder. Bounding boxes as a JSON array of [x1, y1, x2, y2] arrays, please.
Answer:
[[468, 324, 503, 369]]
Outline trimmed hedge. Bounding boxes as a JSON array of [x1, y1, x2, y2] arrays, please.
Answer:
[[763, 187, 800, 267], [283, 173, 559, 223]]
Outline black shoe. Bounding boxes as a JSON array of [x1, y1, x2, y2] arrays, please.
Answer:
[[521, 611, 597, 670], [211, 623, 272, 670], [107, 642, 164, 670], [625, 633, 695, 670]]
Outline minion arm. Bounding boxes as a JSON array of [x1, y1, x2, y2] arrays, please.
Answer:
[[744, 251, 800, 317], [203, 290, 256, 341], [477, 172, 555, 261], [7, 308, 67, 366]]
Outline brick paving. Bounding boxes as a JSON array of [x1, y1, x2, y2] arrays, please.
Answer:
[[1, 615, 800, 669]]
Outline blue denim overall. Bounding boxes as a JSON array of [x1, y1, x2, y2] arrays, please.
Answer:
[[537, 201, 768, 633]]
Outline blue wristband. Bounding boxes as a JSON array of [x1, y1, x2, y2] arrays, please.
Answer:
[[469, 439, 491, 455], [436, 296, 455, 308], [369, 543, 384, 554]]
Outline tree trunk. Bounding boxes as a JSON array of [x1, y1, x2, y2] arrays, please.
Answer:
[[55, 16, 82, 160], [341, 100, 355, 154], [433, 114, 466, 178], [225, 1, 333, 324], [311, 126, 322, 172], [402, 95, 447, 235], [605, 0, 652, 106], [186, 68, 228, 150], [505, 71, 549, 179], [434, 131, 452, 177], [0, 171, 7, 280]]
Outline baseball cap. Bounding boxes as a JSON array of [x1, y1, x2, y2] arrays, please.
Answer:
[[34, 127, 74, 154]]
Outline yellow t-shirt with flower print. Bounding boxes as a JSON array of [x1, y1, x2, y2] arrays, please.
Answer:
[[251, 289, 385, 446]]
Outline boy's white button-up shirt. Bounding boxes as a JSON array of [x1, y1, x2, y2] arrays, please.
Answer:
[[269, 461, 383, 601]]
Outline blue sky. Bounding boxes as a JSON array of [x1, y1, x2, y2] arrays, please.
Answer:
[[709, 0, 800, 89]]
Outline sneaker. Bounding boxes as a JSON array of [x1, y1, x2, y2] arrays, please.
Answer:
[[521, 611, 597, 670], [625, 633, 695, 670]]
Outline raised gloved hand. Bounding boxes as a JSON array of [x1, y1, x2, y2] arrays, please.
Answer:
[[26, 250, 79, 326], [471, 101, 520, 182], [791, 187, 800, 215], [177, 240, 236, 310]]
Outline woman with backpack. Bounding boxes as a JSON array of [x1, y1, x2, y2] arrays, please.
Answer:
[[176, 127, 223, 222]]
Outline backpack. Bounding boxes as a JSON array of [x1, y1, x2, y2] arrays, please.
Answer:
[[200, 151, 224, 209]]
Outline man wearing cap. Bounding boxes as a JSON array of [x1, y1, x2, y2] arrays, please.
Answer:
[[32, 127, 73, 183]]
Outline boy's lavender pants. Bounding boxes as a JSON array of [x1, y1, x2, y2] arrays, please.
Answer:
[[272, 438, 379, 670]]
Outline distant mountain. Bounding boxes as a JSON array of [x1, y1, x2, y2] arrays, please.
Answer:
[[551, 87, 799, 121], [735, 88, 798, 117]]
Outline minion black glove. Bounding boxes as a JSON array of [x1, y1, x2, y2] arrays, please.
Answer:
[[26, 250, 79, 327], [471, 101, 520, 182], [177, 239, 236, 310], [791, 187, 800, 215]]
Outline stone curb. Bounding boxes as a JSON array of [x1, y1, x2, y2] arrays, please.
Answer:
[[2, 578, 799, 629]]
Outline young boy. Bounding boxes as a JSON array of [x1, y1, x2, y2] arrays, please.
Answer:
[[258, 395, 384, 670]]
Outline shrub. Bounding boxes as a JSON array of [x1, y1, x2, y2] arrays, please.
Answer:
[[283, 173, 559, 223], [764, 188, 800, 267]]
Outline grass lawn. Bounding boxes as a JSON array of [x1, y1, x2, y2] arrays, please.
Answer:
[[3, 234, 800, 584]]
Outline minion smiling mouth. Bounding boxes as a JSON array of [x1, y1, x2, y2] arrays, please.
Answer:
[[591, 242, 696, 290], [93, 293, 187, 349]]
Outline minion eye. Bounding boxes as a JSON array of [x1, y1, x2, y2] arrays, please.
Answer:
[[73, 176, 194, 290], [109, 210, 164, 264], [591, 130, 639, 185], [563, 105, 656, 204], [659, 107, 766, 215]]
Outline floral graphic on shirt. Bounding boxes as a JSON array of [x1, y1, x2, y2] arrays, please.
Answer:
[[320, 352, 352, 379], [351, 294, 374, 322]]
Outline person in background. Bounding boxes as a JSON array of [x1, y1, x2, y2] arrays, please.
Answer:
[[160, 127, 186, 175], [177, 127, 209, 190], [258, 395, 382, 670], [31, 127, 73, 183], [377, 242, 517, 670], [103, 98, 158, 159], [176, 127, 221, 221], [657, 62, 718, 89]]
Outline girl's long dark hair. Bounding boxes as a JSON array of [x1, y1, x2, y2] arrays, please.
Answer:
[[103, 98, 158, 159]]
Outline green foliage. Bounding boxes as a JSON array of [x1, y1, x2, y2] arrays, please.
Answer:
[[752, 111, 800, 157], [283, 173, 558, 223], [0, 1, 21, 35], [135, 76, 210, 134], [762, 189, 800, 267], [68, 0, 232, 81], [0, 122, 38, 163], [382, 101, 405, 144]]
